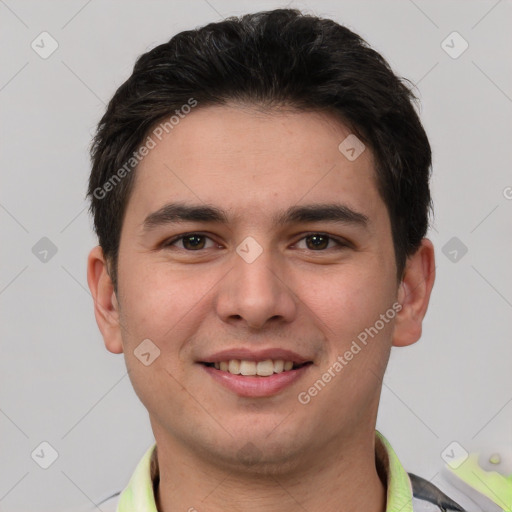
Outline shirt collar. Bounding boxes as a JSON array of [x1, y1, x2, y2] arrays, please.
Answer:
[[375, 430, 415, 512], [116, 430, 414, 512]]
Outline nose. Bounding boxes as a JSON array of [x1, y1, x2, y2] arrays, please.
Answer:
[[214, 241, 298, 330]]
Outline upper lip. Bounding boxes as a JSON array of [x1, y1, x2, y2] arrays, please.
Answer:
[[199, 348, 312, 364]]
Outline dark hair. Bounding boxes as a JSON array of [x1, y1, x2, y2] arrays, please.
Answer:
[[88, 8, 432, 289]]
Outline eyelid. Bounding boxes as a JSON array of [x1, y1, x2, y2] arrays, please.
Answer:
[[291, 232, 351, 250], [162, 232, 219, 249], [161, 231, 351, 251]]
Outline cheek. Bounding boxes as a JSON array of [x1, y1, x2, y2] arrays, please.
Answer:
[[302, 267, 390, 331], [296, 265, 398, 378], [116, 264, 206, 415], [117, 260, 214, 353]]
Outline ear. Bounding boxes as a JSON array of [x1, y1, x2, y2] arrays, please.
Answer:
[[392, 238, 436, 347], [87, 246, 124, 354]]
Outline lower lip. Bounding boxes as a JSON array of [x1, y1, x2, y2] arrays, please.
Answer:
[[201, 364, 311, 398]]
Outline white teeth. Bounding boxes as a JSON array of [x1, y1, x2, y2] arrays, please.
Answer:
[[228, 359, 241, 374], [256, 359, 274, 377], [273, 359, 284, 372], [240, 360, 257, 376], [211, 358, 301, 376]]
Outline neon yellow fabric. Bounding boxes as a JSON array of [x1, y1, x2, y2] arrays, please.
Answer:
[[115, 443, 158, 512], [376, 431, 414, 512], [116, 430, 414, 512], [447, 452, 512, 511]]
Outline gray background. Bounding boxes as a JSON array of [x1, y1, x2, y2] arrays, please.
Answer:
[[1, 0, 511, 510]]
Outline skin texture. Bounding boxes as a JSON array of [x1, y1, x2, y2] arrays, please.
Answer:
[[87, 105, 435, 512]]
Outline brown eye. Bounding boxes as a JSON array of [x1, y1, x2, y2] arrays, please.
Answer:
[[305, 234, 330, 250], [182, 234, 206, 250], [293, 233, 349, 252], [296, 233, 350, 252], [164, 233, 215, 250]]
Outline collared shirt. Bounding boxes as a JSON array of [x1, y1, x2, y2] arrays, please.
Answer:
[[98, 431, 474, 512]]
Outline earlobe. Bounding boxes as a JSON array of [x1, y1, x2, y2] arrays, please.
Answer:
[[87, 246, 124, 354], [392, 238, 436, 348]]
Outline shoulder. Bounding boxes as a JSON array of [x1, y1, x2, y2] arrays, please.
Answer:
[[410, 445, 512, 512], [408, 468, 511, 512], [409, 472, 471, 511]]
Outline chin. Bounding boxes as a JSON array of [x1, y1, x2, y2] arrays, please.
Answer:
[[224, 449, 305, 477], [202, 434, 308, 476]]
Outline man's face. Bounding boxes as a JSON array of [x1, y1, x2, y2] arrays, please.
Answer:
[[109, 105, 402, 470]]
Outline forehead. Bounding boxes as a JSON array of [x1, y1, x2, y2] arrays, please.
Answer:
[[126, 105, 385, 230]]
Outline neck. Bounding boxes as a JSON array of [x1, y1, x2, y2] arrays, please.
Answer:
[[153, 428, 387, 512]]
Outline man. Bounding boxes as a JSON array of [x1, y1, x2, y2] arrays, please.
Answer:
[[86, 8, 474, 512]]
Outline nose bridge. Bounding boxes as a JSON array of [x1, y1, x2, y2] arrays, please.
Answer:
[[237, 243, 280, 294], [215, 236, 296, 328]]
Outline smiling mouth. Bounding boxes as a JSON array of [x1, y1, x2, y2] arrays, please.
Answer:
[[201, 359, 313, 377]]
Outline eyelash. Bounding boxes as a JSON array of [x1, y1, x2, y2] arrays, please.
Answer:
[[161, 232, 350, 252]]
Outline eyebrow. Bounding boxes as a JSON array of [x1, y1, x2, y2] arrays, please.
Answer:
[[141, 202, 369, 232]]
